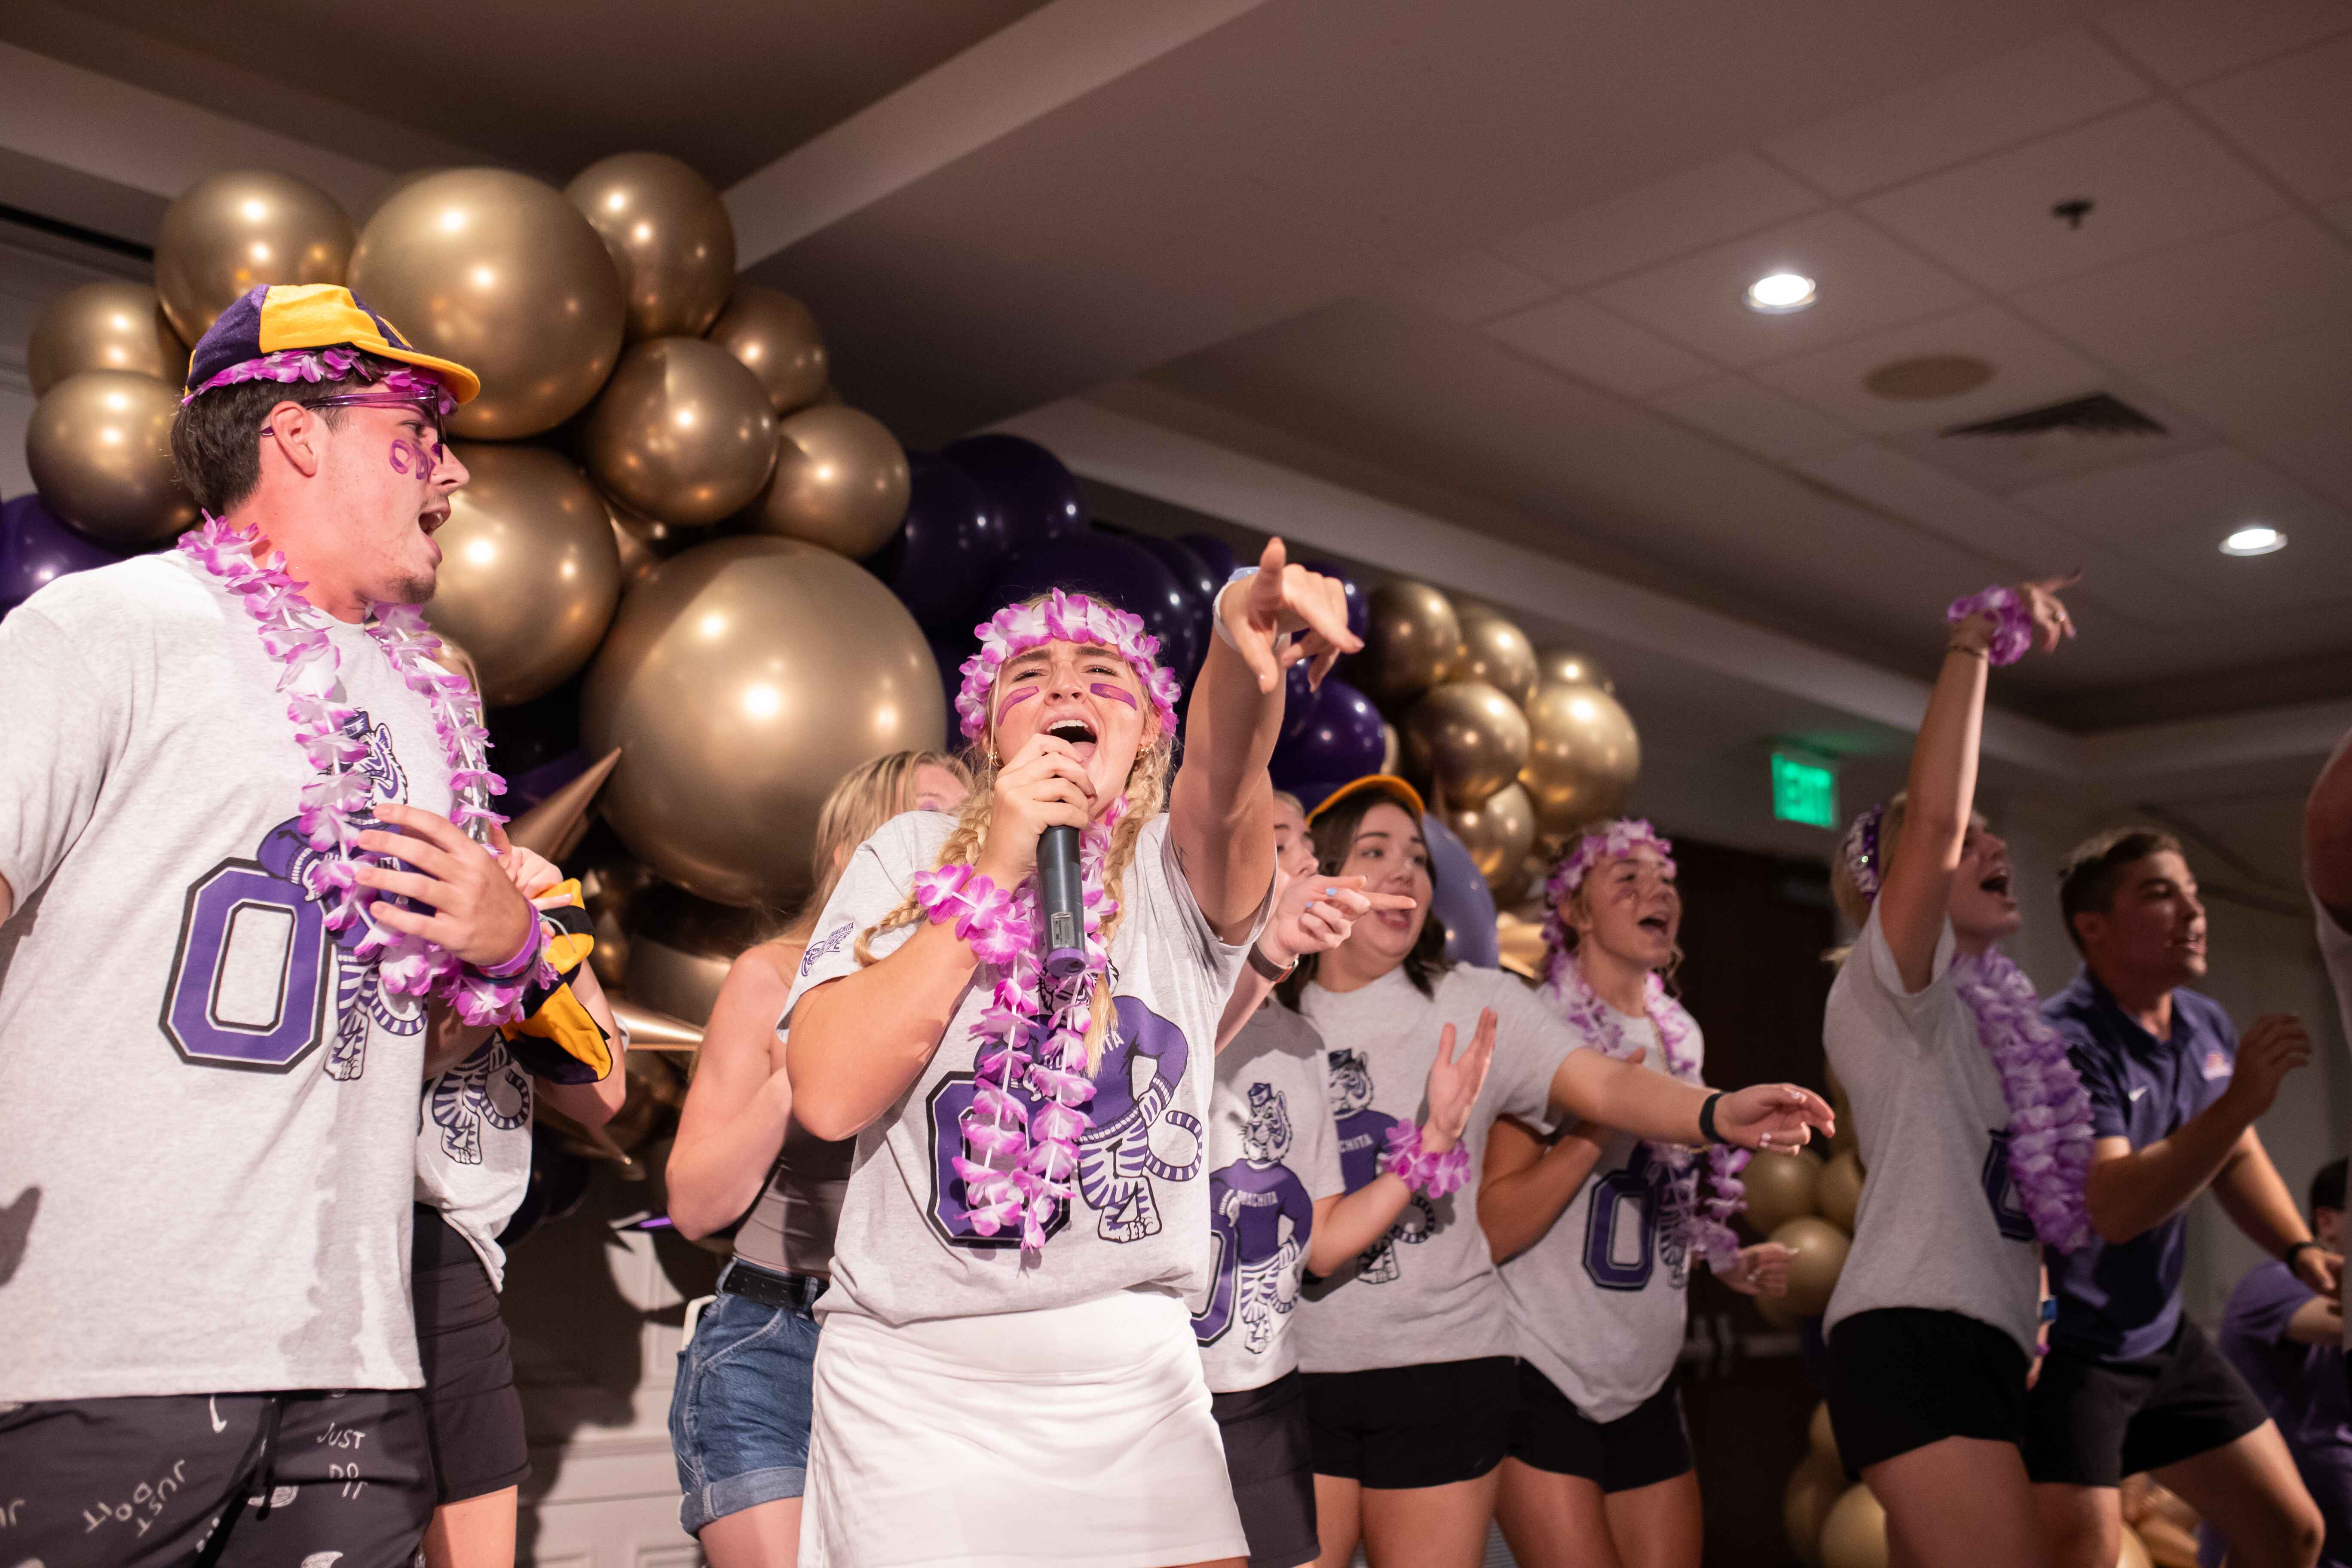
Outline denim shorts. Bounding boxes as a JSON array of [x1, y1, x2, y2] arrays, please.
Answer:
[[668, 1260, 824, 1536]]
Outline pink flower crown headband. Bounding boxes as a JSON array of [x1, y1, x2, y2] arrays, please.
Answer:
[[954, 588, 1185, 745], [184, 346, 459, 418], [1540, 818, 1675, 980]]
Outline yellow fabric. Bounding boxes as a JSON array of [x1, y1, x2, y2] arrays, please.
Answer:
[[1306, 773, 1426, 825], [503, 986, 612, 1081], [257, 284, 481, 402]]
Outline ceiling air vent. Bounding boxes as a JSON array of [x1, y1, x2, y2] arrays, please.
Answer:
[[1942, 392, 2166, 439]]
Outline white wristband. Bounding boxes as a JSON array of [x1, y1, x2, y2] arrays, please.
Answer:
[[1211, 567, 1256, 652]]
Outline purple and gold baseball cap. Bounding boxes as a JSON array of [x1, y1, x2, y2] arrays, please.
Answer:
[[183, 283, 480, 405]]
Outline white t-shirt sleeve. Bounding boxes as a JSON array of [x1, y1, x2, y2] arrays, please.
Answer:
[[781, 814, 935, 1023], [1858, 902, 1957, 1050], [0, 605, 125, 904], [1485, 971, 1583, 1127]]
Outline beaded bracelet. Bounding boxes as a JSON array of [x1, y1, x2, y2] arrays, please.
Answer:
[[1945, 585, 2033, 667], [912, 863, 1033, 966], [1380, 1121, 1471, 1198]]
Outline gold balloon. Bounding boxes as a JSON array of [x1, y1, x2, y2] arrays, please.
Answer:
[[585, 338, 777, 527], [1817, 1484, 1887, 1568], [565, 152, 736, 341], [1359, 581, 1460, 708], [1536, 646, 1615, 695], [1743, 1147, 1822, 1236], [1381, 721, 1402, 775], [748, 404, 911, 557], [1774, 1216, 1853, 1318], [1456, 611, 1539, 708], [1810, 1400, 1840, 1462], [1442, 782, 1537, 888], [1403, 680, 1530, 808], [29, 282, 187, 394], [623, 885, 766, 1026], [707, 287, 829, 414], [1784, 1447, 1847, 1568], [423, 443, 623, 705], [1818, 1148, 1864, 1232], [582, 536, 947, 907], [154, 169, 353, 343], [26, 371, 197, 546], [348, 167, 626, 440], [1520, 680, 1641, 837]]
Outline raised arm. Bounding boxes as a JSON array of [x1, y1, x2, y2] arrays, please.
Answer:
[[1170, 539, 1360, 940], [1550, 1050, 1831, 1152], [668, 945, 798, 1238], [2307, 729, 2352, 931], [1215, 873, 1408, 1051]]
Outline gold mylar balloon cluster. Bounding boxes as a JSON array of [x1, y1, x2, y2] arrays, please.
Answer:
[[1351, 579, 1639, 898]]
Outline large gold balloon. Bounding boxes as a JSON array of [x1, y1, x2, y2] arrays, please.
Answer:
[[1817, 1485, 1887, 1568], [349, 167, 626, 440], [1442, 782, 1537, 888], [1774, 1216, 1853, 1318], [1810, 1400, 1840, 1463], [582, 536, 946, 907], [606, 496, 688, 591], [1403, 680, 1530, 808], [747, 405, 910, 557], [1817, 1148, 1864, 1232], [565, 152, 736, 342], [29, 282, 187, 394], [1455, 611, 1539, 708], [1743, 1147, 1822, 1236], [1358, 581, 1460, 708], [623, 885, 766, 1026], [1520, 680, 1641, 836], [154, 169, 353, 343], [26, 371, 197, 546], [423, 444, 623, 705], [585, 338, 778, 527], [707, 287, 829, 414], [1536, 646, 1615, 695], [1784, 1447, 1848, 1568]]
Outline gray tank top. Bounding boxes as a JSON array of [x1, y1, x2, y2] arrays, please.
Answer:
[[731, 1114, 854, 1277]]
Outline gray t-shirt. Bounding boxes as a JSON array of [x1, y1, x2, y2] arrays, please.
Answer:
[[0, 554, 458, 1398], [1191, 1002, 1345, 1393], [415, 1041, 536, 1288], [1293, 965, 1577, 1374], [1501, 1010, 1698, 1421], [1822, 903, 2040, 1354], [783, 810, 1259, 1328]]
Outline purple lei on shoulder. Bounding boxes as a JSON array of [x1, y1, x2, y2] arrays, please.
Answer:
[[1951, 949, 2096, 1252], [914, 800, 1124, 1257], [1538, 952, 1749, 1273], [178, 513, 534, 1024]]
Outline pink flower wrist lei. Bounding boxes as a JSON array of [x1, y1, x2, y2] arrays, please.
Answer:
[[912, 864, 1033, 967], [1945, 585, 2033, 666], [1380, 1122, 1471, 1198]]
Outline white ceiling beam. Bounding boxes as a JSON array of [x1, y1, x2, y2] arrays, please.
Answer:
[[723, 0, 1274, 266]]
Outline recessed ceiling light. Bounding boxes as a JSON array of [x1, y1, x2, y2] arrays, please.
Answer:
[[1746, 271, 1816, 313], [2220, 524, 2285, 557]]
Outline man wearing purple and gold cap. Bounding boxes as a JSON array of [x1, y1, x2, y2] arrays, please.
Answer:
[[0, 285, 542, 1566]]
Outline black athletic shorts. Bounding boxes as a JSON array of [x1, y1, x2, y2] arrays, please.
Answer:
[[1213, 1370, 1319, 1568], [1302, 1355, 1518, 1490], [2023, 1318, 2270, 1487], [413, 1204, 532, 1503], [1507, 1362, 1694, 1493], [0, 1387, 434, 1566], [1827, 1307, 2030, 1473]]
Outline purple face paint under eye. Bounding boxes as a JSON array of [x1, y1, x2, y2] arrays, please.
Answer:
[[388, 438, 438, 476], [1089, 683, 1139, 709], [995, 684, 1040, 723]]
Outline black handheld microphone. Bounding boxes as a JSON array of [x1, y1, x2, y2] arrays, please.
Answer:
[[1038, 824, 1086, 978]]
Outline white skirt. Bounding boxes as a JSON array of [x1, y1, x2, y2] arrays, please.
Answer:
[[800, 1287, 1248, 1568]]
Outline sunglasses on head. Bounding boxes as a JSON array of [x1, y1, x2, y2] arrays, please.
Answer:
[[259, 391, 446, 456]]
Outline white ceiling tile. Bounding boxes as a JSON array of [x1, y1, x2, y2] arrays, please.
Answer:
[[2188, 32, 2352, 203], [1396, 249, 1559, 325], [1859, 101, 2289, 292], [1754, 303, 2105, 435], [2097, 0, 2352, 87], [2139, 315, 2352, 444], [2011, 214, 2352, 371], [1764, 31, 2150, 199], [1483, 295, 1718, 398], [2328, 194, 2352, 239], [1588, 208, 1977, 370], [1491, 153, 1824, 291], [1649, 376, 1857, 460]]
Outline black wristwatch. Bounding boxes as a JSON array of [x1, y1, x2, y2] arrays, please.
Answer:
[[1247, 943, 1297, 983], [2284, 1239, 2321, 1268], [1697, 1090, 1726, 1146]]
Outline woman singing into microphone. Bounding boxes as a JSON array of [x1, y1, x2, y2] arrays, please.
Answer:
[[781, 543, 1356, 1568]]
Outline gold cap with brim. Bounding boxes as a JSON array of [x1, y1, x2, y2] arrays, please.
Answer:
[[186, 282, 481, 404], [1306, 773, 1426, 824]]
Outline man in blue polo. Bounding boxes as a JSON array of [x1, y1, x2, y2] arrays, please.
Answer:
[[2027, 827, 2333, 1568]]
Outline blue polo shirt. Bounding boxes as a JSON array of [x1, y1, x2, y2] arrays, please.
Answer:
[[2042, 969, 2239, 1361]]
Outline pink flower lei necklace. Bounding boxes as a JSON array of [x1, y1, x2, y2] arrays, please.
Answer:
[[1539, 821, 1749, 1273], [1840, 801, 2095, 1251], [178, 511, 538, 1024]]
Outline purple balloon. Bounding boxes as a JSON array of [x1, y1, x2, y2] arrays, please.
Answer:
[[866, 453, 1010, 635], [1269, 678, 1385, 791], [1279, 662, 1319, 743], [1, 493, 130, 618], [1179, 532, 1239, 583], [1126, 532, 1217, 681], [1424, 812, 1499, 968], [988, 529, 1200, 684], [1302, 558, 1370, 644], [930, 634, 978, 750], [942, 435, 1086, 559]]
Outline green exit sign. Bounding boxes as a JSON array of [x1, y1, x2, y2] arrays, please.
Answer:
[[1772, 752, 1838, 829]]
